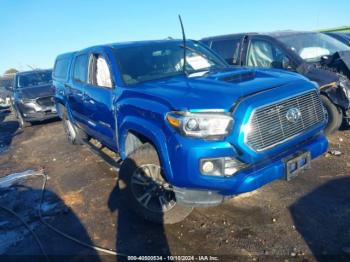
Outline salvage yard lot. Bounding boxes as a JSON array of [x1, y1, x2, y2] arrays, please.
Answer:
[[0, 109, 349, 261]]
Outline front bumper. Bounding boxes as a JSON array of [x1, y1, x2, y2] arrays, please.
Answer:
[[166, 133, 328, 199], [22, 111, 58, 122], [18, 103, 58, 122]]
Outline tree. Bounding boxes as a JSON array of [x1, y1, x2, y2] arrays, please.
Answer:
[[4, 68, 18, 75]]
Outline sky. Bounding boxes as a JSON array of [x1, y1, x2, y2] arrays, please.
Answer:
[[0, 0, 349, 74]]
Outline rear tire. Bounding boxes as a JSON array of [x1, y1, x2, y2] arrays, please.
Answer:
[[119, 143, 193, 224], [321, 95, 342, 135], [61, 108, 88, 145]]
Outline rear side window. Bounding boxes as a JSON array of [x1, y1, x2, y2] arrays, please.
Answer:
[[53, 58, 70, 79], [73, 54, 88, 83], [211, 39, 241, 65]]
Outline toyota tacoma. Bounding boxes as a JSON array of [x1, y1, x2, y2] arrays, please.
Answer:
[[53, 40, 328, 224]]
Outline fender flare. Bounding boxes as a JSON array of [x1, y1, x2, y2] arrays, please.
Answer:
[[119, 116, 174, 181]]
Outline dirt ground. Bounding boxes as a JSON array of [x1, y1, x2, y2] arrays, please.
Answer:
[[0, 107, 349, 261]]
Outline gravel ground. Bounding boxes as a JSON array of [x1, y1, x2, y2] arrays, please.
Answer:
[[0, 108, 349, 261]]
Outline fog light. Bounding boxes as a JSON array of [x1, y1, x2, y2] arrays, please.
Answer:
[[200, 157, 247, 177], [202, 161, 214, 173]]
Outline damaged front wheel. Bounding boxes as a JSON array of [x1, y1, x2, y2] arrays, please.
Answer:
[[119, 143, 193, 224]]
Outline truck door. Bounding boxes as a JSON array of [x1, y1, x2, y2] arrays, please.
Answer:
[[68, 53, 89, 127], [83, 51, 116, 149]]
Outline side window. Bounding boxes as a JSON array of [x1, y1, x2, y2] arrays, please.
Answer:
[[247, 39, 289, 68], [211, 39, 240, 65], [53, 58, 70, 79], [88, 54, 113, 88], [73, 54, 88, 83]]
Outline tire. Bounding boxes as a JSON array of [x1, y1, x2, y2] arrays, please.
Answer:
[[14, 107, 31, 128], [119, 143, 193, 224], [61, 107, 88, 145], [18, 114, 31, 128], [321, 95, 342, 135]]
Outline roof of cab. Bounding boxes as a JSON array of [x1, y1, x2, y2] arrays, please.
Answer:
[[108, 39, 184, 49], [55, 51, 76, 60], [63, 39, 187, 55]]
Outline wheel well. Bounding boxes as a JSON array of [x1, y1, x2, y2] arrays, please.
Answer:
[[124, 130, 154, 157], [124, 130, 170, 182]]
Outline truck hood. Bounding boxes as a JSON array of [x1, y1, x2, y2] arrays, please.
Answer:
[[130, 68, 309, 111], [16, 84, 54, 99]]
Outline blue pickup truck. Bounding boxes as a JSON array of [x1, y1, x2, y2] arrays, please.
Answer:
[[53, 39, 328, 224]]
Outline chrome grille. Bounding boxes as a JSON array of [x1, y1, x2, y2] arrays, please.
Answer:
[[246, 91, 324, 151], [36, 96, 54, 107]]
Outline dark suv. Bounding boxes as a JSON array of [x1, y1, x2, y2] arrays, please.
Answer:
[[10, 70, 57, 127], [202, 31, 350, 134]]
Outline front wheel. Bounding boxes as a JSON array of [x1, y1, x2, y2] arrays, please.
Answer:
[[119, 143, 193, 224], [17, 111, 31, 128], [321, 95, 342, 135]]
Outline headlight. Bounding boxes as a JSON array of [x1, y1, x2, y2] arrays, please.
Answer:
[[19, 98, 41, 111], [166, 111, 233, 139]]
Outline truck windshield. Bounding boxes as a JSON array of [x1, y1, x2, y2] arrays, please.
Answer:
[[17, 71, 52, 88], [113, 41, 227, 85], [276, 32, 350, 62]]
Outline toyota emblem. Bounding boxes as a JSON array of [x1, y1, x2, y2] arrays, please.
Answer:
[[286, 108, 302, 123]]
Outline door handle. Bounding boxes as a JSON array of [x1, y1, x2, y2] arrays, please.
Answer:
[[82, 93, 89, 101], [82, 93, 95, 104]]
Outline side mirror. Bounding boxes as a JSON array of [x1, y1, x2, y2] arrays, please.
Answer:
[[282, 57, 294, 71], [271, 57, 294, 71]]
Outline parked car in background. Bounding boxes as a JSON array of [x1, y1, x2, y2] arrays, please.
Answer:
[[0, 78, 13, 108], [202, 31, 350, 134], [53, 39, 327, 224], [0, 87, 11, 108], [9, 69, 57, 127], [324, 32, 350, 46]]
